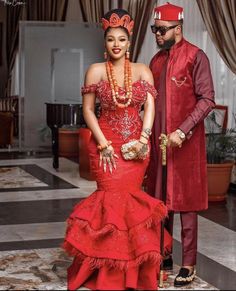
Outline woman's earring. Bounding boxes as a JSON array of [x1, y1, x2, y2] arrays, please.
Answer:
[[125, 50, 130, 59], [104, 51, 108, 60]]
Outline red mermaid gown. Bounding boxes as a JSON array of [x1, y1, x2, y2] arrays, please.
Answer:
[[63, 80, 172, 290]]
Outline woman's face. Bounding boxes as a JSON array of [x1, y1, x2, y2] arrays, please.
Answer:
[[105, 27, 130, 60]]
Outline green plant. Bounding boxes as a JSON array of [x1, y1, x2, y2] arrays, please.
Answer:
[[205, 112, 236, 164]]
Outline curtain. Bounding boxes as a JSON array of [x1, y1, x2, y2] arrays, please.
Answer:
[[25, 0, 68, 21], [5, 0, 69, 97], [79, 0, 113, 22], [197, 0, 236, 74], [6, 6, 24, 95], [118, 0, 156, 61]]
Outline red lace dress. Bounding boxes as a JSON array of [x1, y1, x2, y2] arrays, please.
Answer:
[[63, 80, 172, 290]]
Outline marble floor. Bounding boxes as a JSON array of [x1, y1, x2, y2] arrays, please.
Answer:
[[0, 154, 235, 290]]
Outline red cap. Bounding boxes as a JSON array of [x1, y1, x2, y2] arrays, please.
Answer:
[[154, 2, 184, 21]]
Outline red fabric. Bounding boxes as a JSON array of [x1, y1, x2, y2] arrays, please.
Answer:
[[63, 80, 172, 290], [178, 50, 215, 135], [148, 39, 209, 211], [78, 128, 95, 181], [154, 3, 183, 21]]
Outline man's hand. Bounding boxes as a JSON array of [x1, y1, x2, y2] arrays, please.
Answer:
[[167, 131, 184, 148]]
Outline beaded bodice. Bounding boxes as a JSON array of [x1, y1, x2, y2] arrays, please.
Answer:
[[82, 80, 157, 141]]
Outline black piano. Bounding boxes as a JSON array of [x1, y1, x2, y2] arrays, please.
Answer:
[[46, 103, 100, 169]]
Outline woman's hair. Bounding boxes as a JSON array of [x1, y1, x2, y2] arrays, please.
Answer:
[[102, 8, 134, 38]]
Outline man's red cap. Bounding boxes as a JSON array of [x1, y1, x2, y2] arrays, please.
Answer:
[[154, 2, 184, 21]]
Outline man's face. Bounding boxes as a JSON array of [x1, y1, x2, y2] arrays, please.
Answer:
[[153, 20, 177, 49]]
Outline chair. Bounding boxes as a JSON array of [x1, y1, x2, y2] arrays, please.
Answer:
[[0, 112, 14, 147], [0, 96, 19, 136], [78, 128, 95, 181]]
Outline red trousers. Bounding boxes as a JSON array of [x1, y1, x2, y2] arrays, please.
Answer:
[[166, 211, 198, 266]]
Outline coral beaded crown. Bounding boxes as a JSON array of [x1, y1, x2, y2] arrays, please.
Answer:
[[101, 13, 134, 35]]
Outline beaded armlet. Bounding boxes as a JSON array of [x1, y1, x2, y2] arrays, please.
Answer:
[[142, 80, 157, 98], [81, 84, 97, 95]]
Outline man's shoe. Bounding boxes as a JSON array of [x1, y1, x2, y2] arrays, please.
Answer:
[[163, 256, 173, 270], [174, 267, 196, 287]]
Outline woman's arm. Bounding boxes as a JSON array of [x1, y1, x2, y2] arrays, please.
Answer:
[[83, 64, 108, 147], [127, 64, 155, 159], [82, 63, 118, 172], [139, 65, 155, 144]]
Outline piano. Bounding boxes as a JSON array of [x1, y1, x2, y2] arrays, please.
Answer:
[[46, 103, 84, 169], [45, 103, 100, 169]]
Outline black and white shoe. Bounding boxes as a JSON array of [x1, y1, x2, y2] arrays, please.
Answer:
[[174, 267, 196, 287]]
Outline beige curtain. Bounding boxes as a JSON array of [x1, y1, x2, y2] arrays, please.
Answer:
[[118, 0, 156, 62], [197, 0, 236, 74], [5, 0, 69, 97], [79, 0, 112, 22]]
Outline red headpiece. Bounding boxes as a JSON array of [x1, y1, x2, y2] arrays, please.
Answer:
[[101, 13, 134, 35], [154, 2, 184, 21]]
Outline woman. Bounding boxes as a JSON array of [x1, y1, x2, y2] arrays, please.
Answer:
[[63, 9, 171, 290]]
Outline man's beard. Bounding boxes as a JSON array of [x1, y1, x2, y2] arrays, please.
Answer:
[[157, 38, 176, 50]]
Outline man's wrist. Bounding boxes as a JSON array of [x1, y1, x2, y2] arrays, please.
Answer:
[[176, 129, 186, 140]]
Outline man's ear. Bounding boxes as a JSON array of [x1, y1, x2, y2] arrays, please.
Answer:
[[175, 25, 182, 35]]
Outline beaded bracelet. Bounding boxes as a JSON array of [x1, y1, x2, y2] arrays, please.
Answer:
[[97, 140, 112, 151], [142, 128, 152, 136]]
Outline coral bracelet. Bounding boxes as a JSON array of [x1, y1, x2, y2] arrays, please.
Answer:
[[97, 140, 112, 151]]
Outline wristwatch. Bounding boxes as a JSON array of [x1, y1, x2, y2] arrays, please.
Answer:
[[176, 129, 186, 140]]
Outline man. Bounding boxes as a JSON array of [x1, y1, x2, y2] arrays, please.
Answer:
[[146, 2, 215, 287]]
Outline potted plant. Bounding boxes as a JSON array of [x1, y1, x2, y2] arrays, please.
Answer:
[[205, 112, 236, 201]]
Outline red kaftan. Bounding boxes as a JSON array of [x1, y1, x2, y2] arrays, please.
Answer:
[[63, 80, 171, 290]]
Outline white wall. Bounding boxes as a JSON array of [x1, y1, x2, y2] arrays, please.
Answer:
[[19, 22, 104, 150]]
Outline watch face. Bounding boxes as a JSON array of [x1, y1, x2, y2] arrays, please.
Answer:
[[177, 130, 185, 139]]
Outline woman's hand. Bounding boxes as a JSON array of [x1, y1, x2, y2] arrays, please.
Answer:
[[99, 145, 119, 173], [128, 141, 149, 160]]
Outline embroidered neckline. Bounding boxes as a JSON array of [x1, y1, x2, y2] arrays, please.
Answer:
[[95, 79, 148, 90]]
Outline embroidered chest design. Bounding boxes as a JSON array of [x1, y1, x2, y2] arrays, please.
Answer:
[[104, 108, 141, 140], [82, 80, 157, 141]]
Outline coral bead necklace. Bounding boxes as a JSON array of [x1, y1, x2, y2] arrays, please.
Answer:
[[106, 59, 132, 108]]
